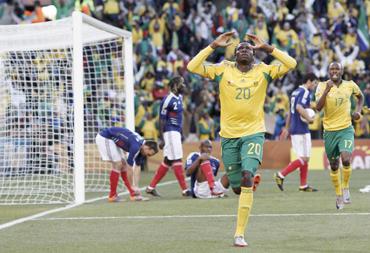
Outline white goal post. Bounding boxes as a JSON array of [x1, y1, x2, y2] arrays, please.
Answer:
[[0, 12, 134, 204]]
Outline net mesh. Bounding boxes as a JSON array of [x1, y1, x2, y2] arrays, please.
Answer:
[[0, 19, 127, 204]]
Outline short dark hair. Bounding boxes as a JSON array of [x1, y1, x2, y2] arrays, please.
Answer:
[[169, 76, 183, 89], [144, 140, 158, 154], [302, 73, 317, 84]]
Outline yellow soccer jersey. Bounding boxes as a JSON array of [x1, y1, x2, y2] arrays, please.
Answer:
[[187, 46, 297, 138], [315, 80, 362, 131]]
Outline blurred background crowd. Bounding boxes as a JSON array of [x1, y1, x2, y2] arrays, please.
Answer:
[[1, 0, 370, 141]]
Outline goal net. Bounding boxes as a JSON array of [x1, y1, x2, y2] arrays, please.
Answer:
[[0, 12, 134, 204]]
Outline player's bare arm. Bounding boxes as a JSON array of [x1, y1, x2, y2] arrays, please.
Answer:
[[352, 92, 364, 121], [158, 118, 166, 149], [280, 110, 291, 140]]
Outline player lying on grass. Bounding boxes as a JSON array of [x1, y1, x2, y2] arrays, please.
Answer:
[[96, 127, 158, 202], [316, 62, 364, 210], [274, 73, 318, 192], [187, 31, 296, 247]]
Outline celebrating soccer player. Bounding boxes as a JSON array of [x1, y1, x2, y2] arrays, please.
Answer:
[[187, 32, 296, 247], [274, 73, 318, 192], [146, 76, 191, 197], [96, 127, 158, 202], [316, 62, 364, 210]]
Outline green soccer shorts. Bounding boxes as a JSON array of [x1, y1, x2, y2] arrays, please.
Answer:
[[323, 126, 354, 163], [221, 132, 265, 188]]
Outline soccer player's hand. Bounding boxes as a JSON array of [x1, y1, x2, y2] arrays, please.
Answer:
[[352, 111, 362, 121], [245, 34, 274, 53], [199, 153, 210, 161], [210, 31, 235, 49], [280, 128, 289, 140], [158, 139, 165, 150], [325, 80, 334, 92]]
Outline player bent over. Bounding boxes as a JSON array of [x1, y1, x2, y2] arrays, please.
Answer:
[[316, 62, 364, 209], [96, 127, 158, 202], [274, 73, 318, 192]]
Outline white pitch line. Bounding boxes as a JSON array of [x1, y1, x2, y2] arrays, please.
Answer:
[[35, 212, 370, 221], [0, 180, 179, 231]]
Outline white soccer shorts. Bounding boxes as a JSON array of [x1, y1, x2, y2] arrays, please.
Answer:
[[194, 180, 227, 199], [95, 134, 125, 162], [163, 131, 183, 160], [291, 133, 312, 158]]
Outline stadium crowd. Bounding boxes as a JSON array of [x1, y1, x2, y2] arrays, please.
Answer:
[[1, 0, 369, 141]]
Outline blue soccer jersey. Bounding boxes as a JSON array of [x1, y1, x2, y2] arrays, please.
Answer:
[[289, 86, 311, 135], [185, 152, 220, 196], [160, 92, 183, 133], [99, 127, 144, 166]]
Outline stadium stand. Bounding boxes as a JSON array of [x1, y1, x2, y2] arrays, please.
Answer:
[[0, 0, 369, 140]]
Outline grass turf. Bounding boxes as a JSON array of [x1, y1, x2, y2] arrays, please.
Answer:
[[0, 169, 370, 253]]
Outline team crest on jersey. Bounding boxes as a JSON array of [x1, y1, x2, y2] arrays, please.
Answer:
[[253, 81, 258, 86]]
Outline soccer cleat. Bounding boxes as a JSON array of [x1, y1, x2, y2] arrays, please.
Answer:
[[336, 195, 344, 210], [343, 188, 351, 204], [274, 173, 284, 191], [182, 189, 192, 197], [145, 187, 161, 197], [299, 186, 318, 192], [253, 173, 261, 192], [233, 236, 248, 247], [130, 194, 149, 201], [359, 185, 370, 193], [108, 195, 121, 203]]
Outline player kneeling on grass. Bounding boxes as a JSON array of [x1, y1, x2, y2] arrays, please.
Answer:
[[274, 73, 318, 192], [96, 127, 158, 202], [185, 140, 228, 198]]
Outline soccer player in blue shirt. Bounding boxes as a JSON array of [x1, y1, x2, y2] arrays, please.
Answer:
[[146, 76, 191, 197], [96, 127, 158, 202], [185, 140, 228, 198], [274, 73, 318, 192]]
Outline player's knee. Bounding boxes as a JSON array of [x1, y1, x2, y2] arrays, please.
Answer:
[[301, 157, 310, 162], [341, 152, 351, 166], [163, 157, 172, 166], [330, 164, 339, 171], [241, 171, 253, 187], [232, 187, 241, 195], [342, 159, 350, 167], [329, 159, 339, 171]]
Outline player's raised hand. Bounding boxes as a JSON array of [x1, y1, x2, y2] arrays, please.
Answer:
[[210, 31, 235, 49], [245, 34, 274, 53]]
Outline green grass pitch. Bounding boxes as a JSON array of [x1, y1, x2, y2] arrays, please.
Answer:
[[1, 169, 370, 253]]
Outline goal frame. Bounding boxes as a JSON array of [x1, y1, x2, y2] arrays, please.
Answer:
[[72, 11, 134, 204]]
